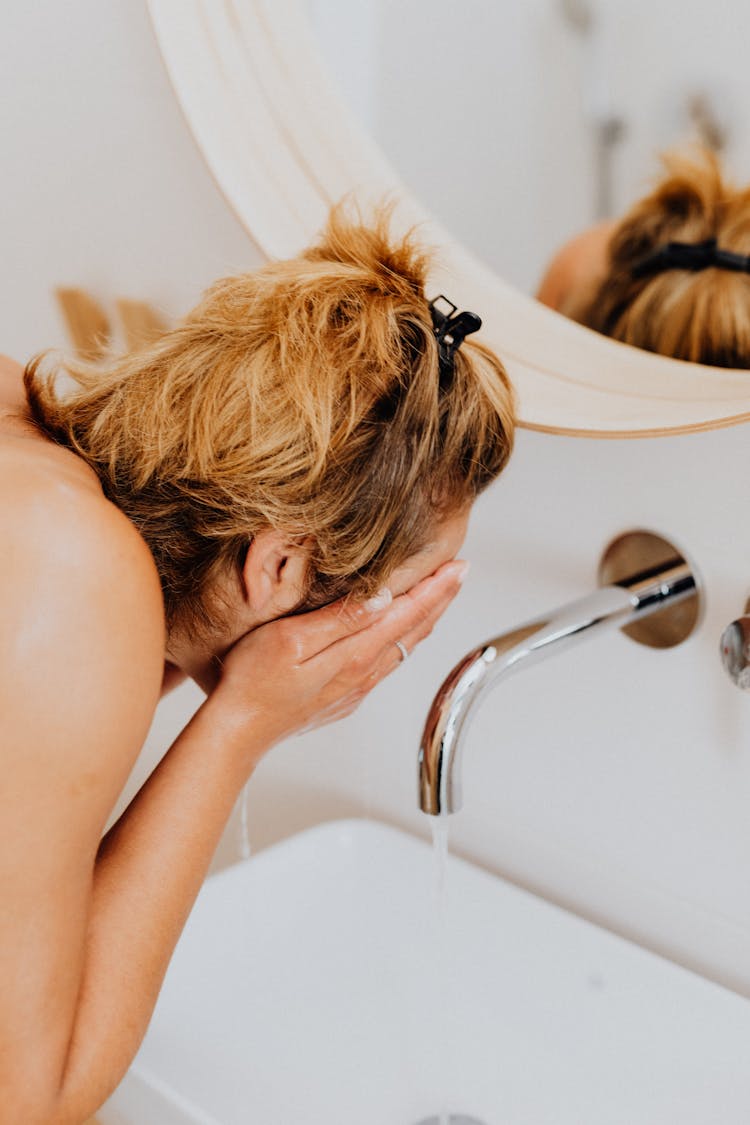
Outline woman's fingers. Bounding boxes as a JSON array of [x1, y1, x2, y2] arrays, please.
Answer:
[[275, 586, 394, 664], [362, 585, 458, 684], [390, 580, 463, 656], [315, 579, 455, 715], [313, 559, 468, 682], [276, 559, 467, 667], [357, 558, 468, 654], [358, 594, 447, 692]]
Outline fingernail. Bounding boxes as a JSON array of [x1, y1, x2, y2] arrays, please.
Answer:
[[453, 560, 470, 584], [363, 586, 392, 612]]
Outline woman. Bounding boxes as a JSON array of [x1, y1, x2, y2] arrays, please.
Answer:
[[0, 207, 514, 1122], [537, 146, 750, 367]]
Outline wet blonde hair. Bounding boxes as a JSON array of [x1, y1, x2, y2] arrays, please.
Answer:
[[567, 147, 750, 367], [25, 206, 515, 635]]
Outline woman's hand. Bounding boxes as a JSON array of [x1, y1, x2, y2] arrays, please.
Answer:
[[204, 559, 468, 764]]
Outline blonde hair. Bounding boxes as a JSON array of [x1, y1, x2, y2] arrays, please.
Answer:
[[25, 206, 515, 635], [566, 147, 750, 366]]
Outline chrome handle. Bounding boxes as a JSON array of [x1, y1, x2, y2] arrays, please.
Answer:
[[720, 605, 750, 690]]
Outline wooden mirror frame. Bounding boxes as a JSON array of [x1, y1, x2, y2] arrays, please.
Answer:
[[148, 0, 750, 437]]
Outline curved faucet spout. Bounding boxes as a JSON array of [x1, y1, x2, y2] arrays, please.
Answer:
[[418, 552, 697, 815]]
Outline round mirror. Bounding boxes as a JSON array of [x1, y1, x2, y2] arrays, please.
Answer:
[[147, 0, 750, 436]]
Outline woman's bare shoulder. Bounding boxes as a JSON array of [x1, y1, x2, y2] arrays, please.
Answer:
[[0, 351, 164, 658], [0, 353, 22, 371], [0, 437, 166, 788], [535, 221, 617, 311], [0, 353, 24, 383], [0, 429, 157, 584]]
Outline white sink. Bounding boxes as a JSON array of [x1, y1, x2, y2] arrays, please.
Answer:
[[102, 818, 750, 1125]]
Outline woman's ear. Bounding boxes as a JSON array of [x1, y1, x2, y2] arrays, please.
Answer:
[[240, 530, 313, 621]]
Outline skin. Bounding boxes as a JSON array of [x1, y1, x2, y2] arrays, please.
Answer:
[[535, 220, 616, 312], [0, 354, 470, 1124]]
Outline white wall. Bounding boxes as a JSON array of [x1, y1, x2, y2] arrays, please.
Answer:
[[0, 2, 260, 361], [5, 1, 750, 998], [371, 0, 593, 293]]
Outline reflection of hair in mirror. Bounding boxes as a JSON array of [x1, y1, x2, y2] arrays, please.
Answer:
[[540, 146, 750, 368], [24, 203, 515, 638]]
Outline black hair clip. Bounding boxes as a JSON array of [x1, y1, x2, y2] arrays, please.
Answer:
[[428, 295, 482, 383], [632, 238, 750, 279]]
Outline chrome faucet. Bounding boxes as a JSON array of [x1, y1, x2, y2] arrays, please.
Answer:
[[418, 530, 701, 815]]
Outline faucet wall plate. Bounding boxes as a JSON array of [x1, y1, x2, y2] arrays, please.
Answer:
[[597, 529, 702, 649]]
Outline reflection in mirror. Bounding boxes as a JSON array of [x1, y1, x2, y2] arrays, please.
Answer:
[[149, 0, 750, 434], [307, 0, 750, 301], [537, 146, 750, 368]]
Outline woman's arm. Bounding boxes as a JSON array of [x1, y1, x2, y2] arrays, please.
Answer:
[[0, 487, 465, 1123]]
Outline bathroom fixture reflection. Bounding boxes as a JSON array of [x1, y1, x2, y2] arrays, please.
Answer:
[[419, 530, 701, 816], [720, 598, 750, 689], [560, 0, 626, 219], [55, 287, 168, 358], [147, 1, 750, 437], [686, 89, 729, 154]]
